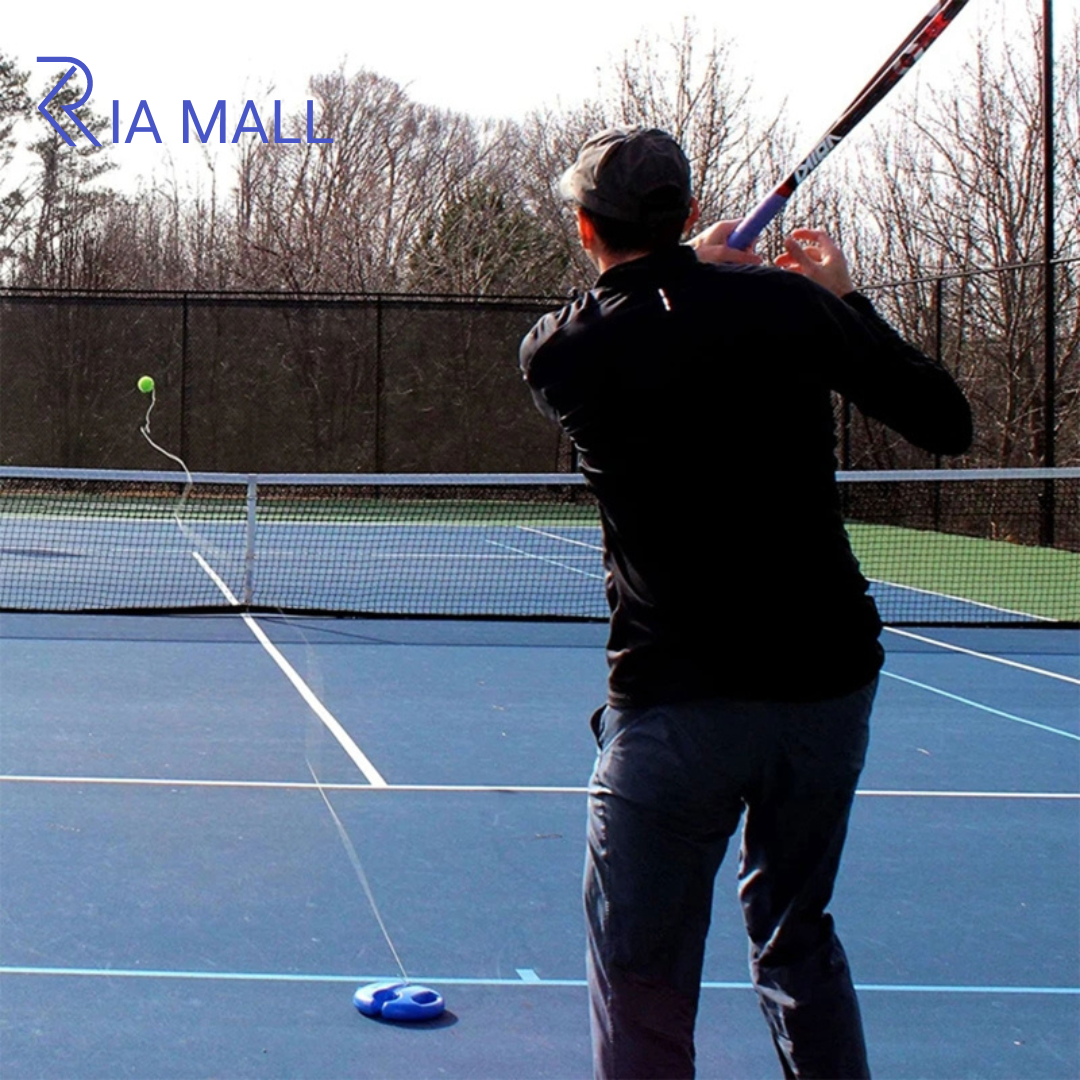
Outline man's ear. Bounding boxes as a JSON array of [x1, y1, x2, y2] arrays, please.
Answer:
[[576, 206, 597, 250], [684, 197, 701, 237]]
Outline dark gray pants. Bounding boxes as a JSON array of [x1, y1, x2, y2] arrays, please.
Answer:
[[585, 680, 877, 1079]]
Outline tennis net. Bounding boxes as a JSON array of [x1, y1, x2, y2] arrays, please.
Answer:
[[0, 467, 1076, 625]]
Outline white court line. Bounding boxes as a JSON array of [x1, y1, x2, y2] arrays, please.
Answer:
[[0, 775, 586, 793], [0, 965, 1076, 995], [870, 578, 1053, 621], [338, 553, 595, 560], [884, 627, 1080, 686], [517, 525, 603, 552], [483, 539, 605, 580], [192, 553, 387, 787], [854, 789, 1079, 799], [882, 670, 1080, 742], [2, 774, 1077, 798]]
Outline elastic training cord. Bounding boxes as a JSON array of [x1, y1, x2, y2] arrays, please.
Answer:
[[140, 388, 409, 983], [139, 389, 194, 522]]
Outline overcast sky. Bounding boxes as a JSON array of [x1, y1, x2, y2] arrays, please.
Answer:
[[3, 0, 1073, 191]]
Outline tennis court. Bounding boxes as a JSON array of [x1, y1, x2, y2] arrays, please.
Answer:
[[0, 468, 1077, 1078]]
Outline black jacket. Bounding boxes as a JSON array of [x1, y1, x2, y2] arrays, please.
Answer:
[[520, 246, 972, 706]]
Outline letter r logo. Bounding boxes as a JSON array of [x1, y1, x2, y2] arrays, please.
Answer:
[[37, 57, 101, 147]]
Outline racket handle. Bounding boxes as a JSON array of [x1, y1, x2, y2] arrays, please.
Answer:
[[726, 191, 789, 251]]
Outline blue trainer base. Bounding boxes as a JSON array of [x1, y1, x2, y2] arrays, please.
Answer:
[[353, 980, 446, 1022]]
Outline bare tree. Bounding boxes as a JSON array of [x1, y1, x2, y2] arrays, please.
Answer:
[[0, 53, 32, 282], [610, 22, 792, 226], [18, 65, 114, 287], [230, 69, 498, 293], [406, 157, 570, 296], [844, 2, 1079, 467]]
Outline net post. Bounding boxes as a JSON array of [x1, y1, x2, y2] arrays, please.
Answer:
[[180, 292, 191, 465], [244, 476, 258, 606]]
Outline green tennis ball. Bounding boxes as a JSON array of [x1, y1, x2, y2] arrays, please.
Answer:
[[137, 375, 155, 394]]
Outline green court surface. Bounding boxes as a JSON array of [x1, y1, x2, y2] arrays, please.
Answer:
[[849, 523, 1080, 622]]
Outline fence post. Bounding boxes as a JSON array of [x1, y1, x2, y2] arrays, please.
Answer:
[[179, 292, 190, 465], [1041, 0, 1056, 544], [374, 294, 384, 473], [840, 397, 852, 470], [1040, 257, 1057, 546], [934, 275, 944, 473]]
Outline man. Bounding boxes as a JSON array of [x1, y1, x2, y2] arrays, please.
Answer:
[[519, 128, 972, 1080]]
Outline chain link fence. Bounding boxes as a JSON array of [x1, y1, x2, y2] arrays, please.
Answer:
[[2, 262, 1076, 474], [0, 291, 570, 474], [841, 258, 1079, 471]]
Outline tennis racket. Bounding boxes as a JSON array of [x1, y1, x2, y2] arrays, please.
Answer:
[[727, 0, 973, 250]]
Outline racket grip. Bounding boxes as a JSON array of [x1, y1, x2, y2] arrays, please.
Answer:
[[726, 192, 789, 251]]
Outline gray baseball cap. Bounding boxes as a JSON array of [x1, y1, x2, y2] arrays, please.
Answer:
[[559, 127, 692, 225]]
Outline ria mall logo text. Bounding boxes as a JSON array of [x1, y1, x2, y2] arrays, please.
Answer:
[[37, 56, 333, 148]]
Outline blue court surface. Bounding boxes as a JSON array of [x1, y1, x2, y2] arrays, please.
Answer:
[[0, 612, 1076, 1078]]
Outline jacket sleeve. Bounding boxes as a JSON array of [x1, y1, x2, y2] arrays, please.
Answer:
[[825, 290, 973, 456], [519, 315, 561, 423], [519, 294, 596, 427]]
